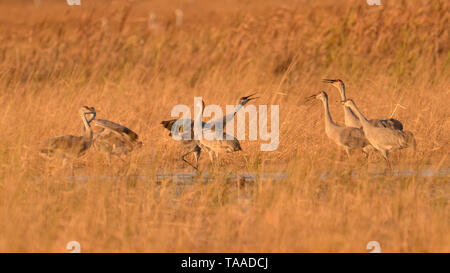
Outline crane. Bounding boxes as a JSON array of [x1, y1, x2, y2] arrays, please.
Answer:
[[39, 106, 96, 174], [322, 79, 403, 130], [89, 118, 142, 165], [197, 93, 257, 166], [342, 98, 416, 168], [161, 99, 206, 170], [198, 129, 242, 166], [305, 91, 372, 158], [161, 93, 257, 169]]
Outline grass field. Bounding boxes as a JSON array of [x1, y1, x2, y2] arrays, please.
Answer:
[[0, 0, 448, 252]]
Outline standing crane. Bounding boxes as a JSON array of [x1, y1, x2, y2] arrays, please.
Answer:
[[39, 106, 96, 174], [342, 98, 416, 168], [89, 118, 142, 165], [305, 91, 372, 158], [322, 79, 403, 130]]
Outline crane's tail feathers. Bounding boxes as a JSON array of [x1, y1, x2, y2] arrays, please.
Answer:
[[161, 119, 177, 131], [39, 149, 54, 158], [93, 119, 139, 141]]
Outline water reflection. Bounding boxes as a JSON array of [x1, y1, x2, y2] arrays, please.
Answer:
[[29, 167, 448, 184]]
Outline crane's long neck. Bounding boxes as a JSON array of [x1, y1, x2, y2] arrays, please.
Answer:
[[81, 113, 93, 141], [321, 97, 338, 131], [338, 83, 347, 101], [207, 102, 246, 132], [222, 103, 245, 126], [192, 99, 204, 138], [194, 102, 204, 121], [338, 83, 360, 127], [347, 102, 370, 127], [343, 106, 360, 127]]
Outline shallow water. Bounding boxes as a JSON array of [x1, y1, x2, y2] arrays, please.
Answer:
[[155, 171, 288, 183], [318, 167, 449, 180], [29, 167, 449, 184]]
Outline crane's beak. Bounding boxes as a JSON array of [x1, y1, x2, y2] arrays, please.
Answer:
[[304, 94, 316, 103], [322, 79, 337, 84], [243, 93, 258, 101]]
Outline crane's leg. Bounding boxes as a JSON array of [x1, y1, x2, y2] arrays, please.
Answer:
[[70, 162, 75, 177], [115, 154, 126, 163], [104, 152, 112, 166], [61, 157, 73, 176], [362, 150, 369, 159], [193, 145, 201, 170], [380, 150, 392, 171], [118, 154, 131, 175], [215, 151, 219, 166], [362, 145, 373, 159], [345, 148, 351, 158], [409, 136, 417, 154], [385, 158, 391, 170], [181, 151, 197, 170], [208, 151, 215, 167]]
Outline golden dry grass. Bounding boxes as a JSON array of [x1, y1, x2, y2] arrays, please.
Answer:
[[0, 0, 448, 252]]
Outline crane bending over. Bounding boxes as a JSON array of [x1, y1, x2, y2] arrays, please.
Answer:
[[161, 99, 206, 170], [90, 119, 142, 165], [342, 98, 416, 168], [305, 91, 372, 158], [39, 106, 96, 173], [322, 79, 403, 130], [161, 119, 203, 170], [199, 130, 242, 165], [161, 94, 257, 169]]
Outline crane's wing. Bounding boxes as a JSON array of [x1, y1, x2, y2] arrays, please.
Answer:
[[200, 130, 242, 152], [369, 118, 403, 131], [380, 118, 403, 131], [161, 119, 180, 132], [370, 127, 410, 150], [161, 118, 206, 137], [161, 118, 194, 137], [92, 119, 140, 143], [340, 127, 370, 148], [39, 135, 87, 158]]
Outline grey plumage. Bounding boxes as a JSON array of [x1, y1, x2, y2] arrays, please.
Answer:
[[161, 94, 256, 169], [199, 130, 242, 165], [90, 119, 142, 164], [322, 79, 404, 130], [39, 106, 96, 173], [343, 98, 416, 168], [198, 93, 256, 165], [161, 118, 202, 170], [305, 91, 371, 157], [161, 98, 207, 170]]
